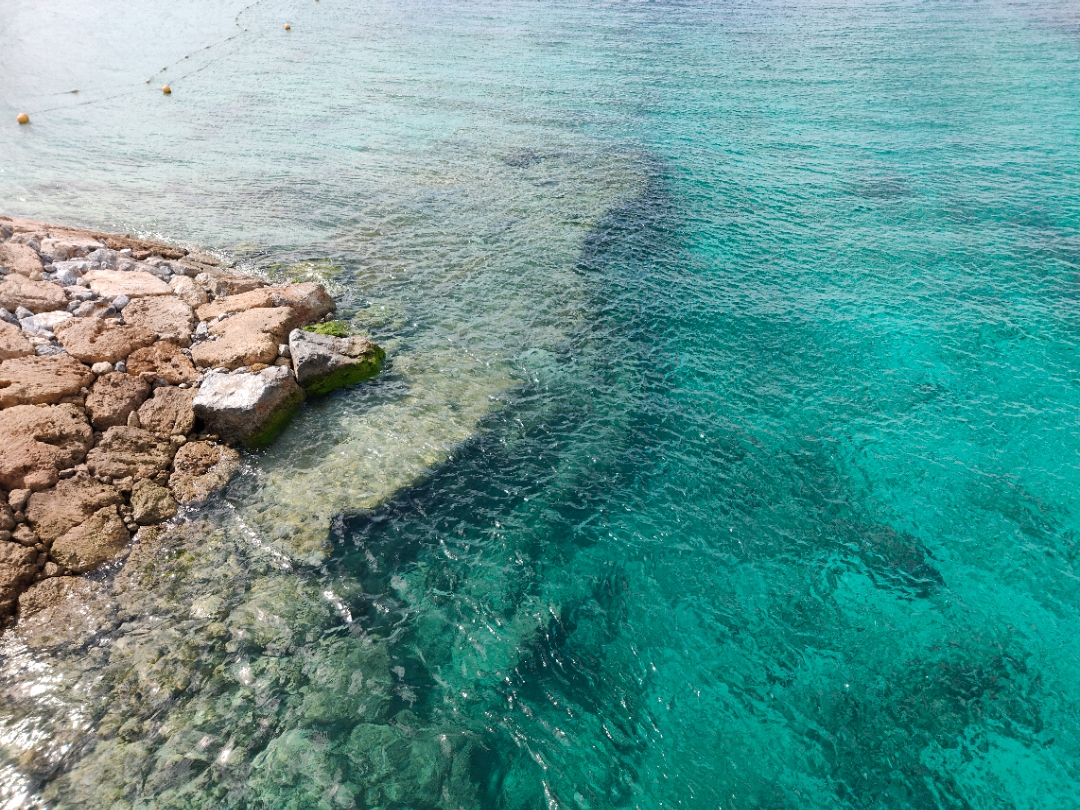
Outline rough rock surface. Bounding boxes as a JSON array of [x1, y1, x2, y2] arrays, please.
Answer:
[[206, 274, 266, 298], [169, 441, 241, 504], [190, 307, 300, 370], [0, 217, 384, 624], [169, 275, 209, 308], [26, 474, 122, 543], [0, 241, 44, 276], [130, 479, 179, 525], [84, 269, 172, 298], [136, 386, 196, 435], [86, 427, 177, 483], [0, 273, 68, 313], [0, 405, 93, 491], [122, 296, 197, 347], [0, 541, 39, 616], [84, 372, 152, 430], [55, 317, 157, 364], [0, 354, 94, 407], [193, 366, 304, 447], [125, 341, 198, 384], [17, 576, 94, 618], [278, 282, 336, 323], [0, 320, 33, 361], [289, 328, 386, 394], [50, 505, 130, 573]]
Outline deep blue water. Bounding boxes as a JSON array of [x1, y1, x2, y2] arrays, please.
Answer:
[[3, 0, 1080, 807]]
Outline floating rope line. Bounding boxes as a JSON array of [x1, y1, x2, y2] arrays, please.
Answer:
[[18, 0, 296, 119]]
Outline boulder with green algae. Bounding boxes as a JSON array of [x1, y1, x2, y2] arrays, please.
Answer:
[[288, 327, 385, 395], [302, 319, 350, 338], [193, 365, 305, 449]]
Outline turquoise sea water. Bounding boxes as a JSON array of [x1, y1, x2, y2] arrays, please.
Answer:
[[3, 0, 1080, 806]]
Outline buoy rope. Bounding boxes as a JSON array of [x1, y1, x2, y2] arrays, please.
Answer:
[[19, 0, 295, 118]]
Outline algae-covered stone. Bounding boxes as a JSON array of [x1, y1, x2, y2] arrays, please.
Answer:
[[192, 366, 304, 448], [302, 319, 349, 338], [288, 328, 385, 395]]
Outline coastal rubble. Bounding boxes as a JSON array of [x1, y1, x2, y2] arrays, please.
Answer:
[[0, 215, 385, 625]]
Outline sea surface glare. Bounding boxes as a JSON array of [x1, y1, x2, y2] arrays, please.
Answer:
[[3, 0, 1080, 807]]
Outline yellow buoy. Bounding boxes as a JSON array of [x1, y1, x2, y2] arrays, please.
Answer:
[[16, 113, 29, 125], [70, 88, 78, 94], [162, 85, 172, 94], [285, 23, 291, 29]]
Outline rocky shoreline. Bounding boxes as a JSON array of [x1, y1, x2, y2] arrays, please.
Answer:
[[0, 216, 385, 626]]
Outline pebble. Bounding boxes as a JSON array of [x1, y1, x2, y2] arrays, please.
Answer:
[[91, 361, 114, 375], [0, 308, 18, 325], [15, 306, 33, 319], [115, 360, 127, 373], [112, 294, 130, 310]]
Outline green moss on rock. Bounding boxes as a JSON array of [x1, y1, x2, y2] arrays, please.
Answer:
[[302, 320, 350, 338], [243, 386, 305, 450], [304, 344, 385, 396]]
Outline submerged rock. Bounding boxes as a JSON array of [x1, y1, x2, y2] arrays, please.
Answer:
[[289, 328, 385, 395], [168, 441, 241, 504], [193, 366, 305, 448]]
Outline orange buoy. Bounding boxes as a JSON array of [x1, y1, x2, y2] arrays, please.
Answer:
[[70, 88, 78, 93], [285, 23, 291, 29], [16, 113, 29, 125], [162, 85, 172, 94]]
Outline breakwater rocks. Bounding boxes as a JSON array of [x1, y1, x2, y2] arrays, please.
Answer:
[[0, 216, 384, 625]]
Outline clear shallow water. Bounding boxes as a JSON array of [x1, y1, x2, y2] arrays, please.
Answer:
[[3, 0, 1080, 807]]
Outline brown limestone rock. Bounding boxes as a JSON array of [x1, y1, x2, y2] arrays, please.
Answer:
[[54, 317, 157, 364], [130, 479, 179, 525], [50, 505, 130, 573], [206, 274, 266, 298], [125, 342, 198, 384], [0, 273, 68, 313], [84, 269, 171, 298], [169, 441, 241, 504], [26, 473, 122, 544], [195, 288, 289, 321], [121, 296, 197, 347], [18, 576, 95, 618], [0, 242, 44, 276], [0, 321, 34, 361], [0, 405, 93, 491], [195, 282, 334, 324], [190, 307, 300, 370], [169, 275, 209, 308], [84, 372, 152, 429], [0, 541, 38, 619], [136, 386, 195, 435], [0, 501, 13, 533], [278, 282, 336, 323], [86, 426, 177, 483], [0, 354, 93, 407]]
